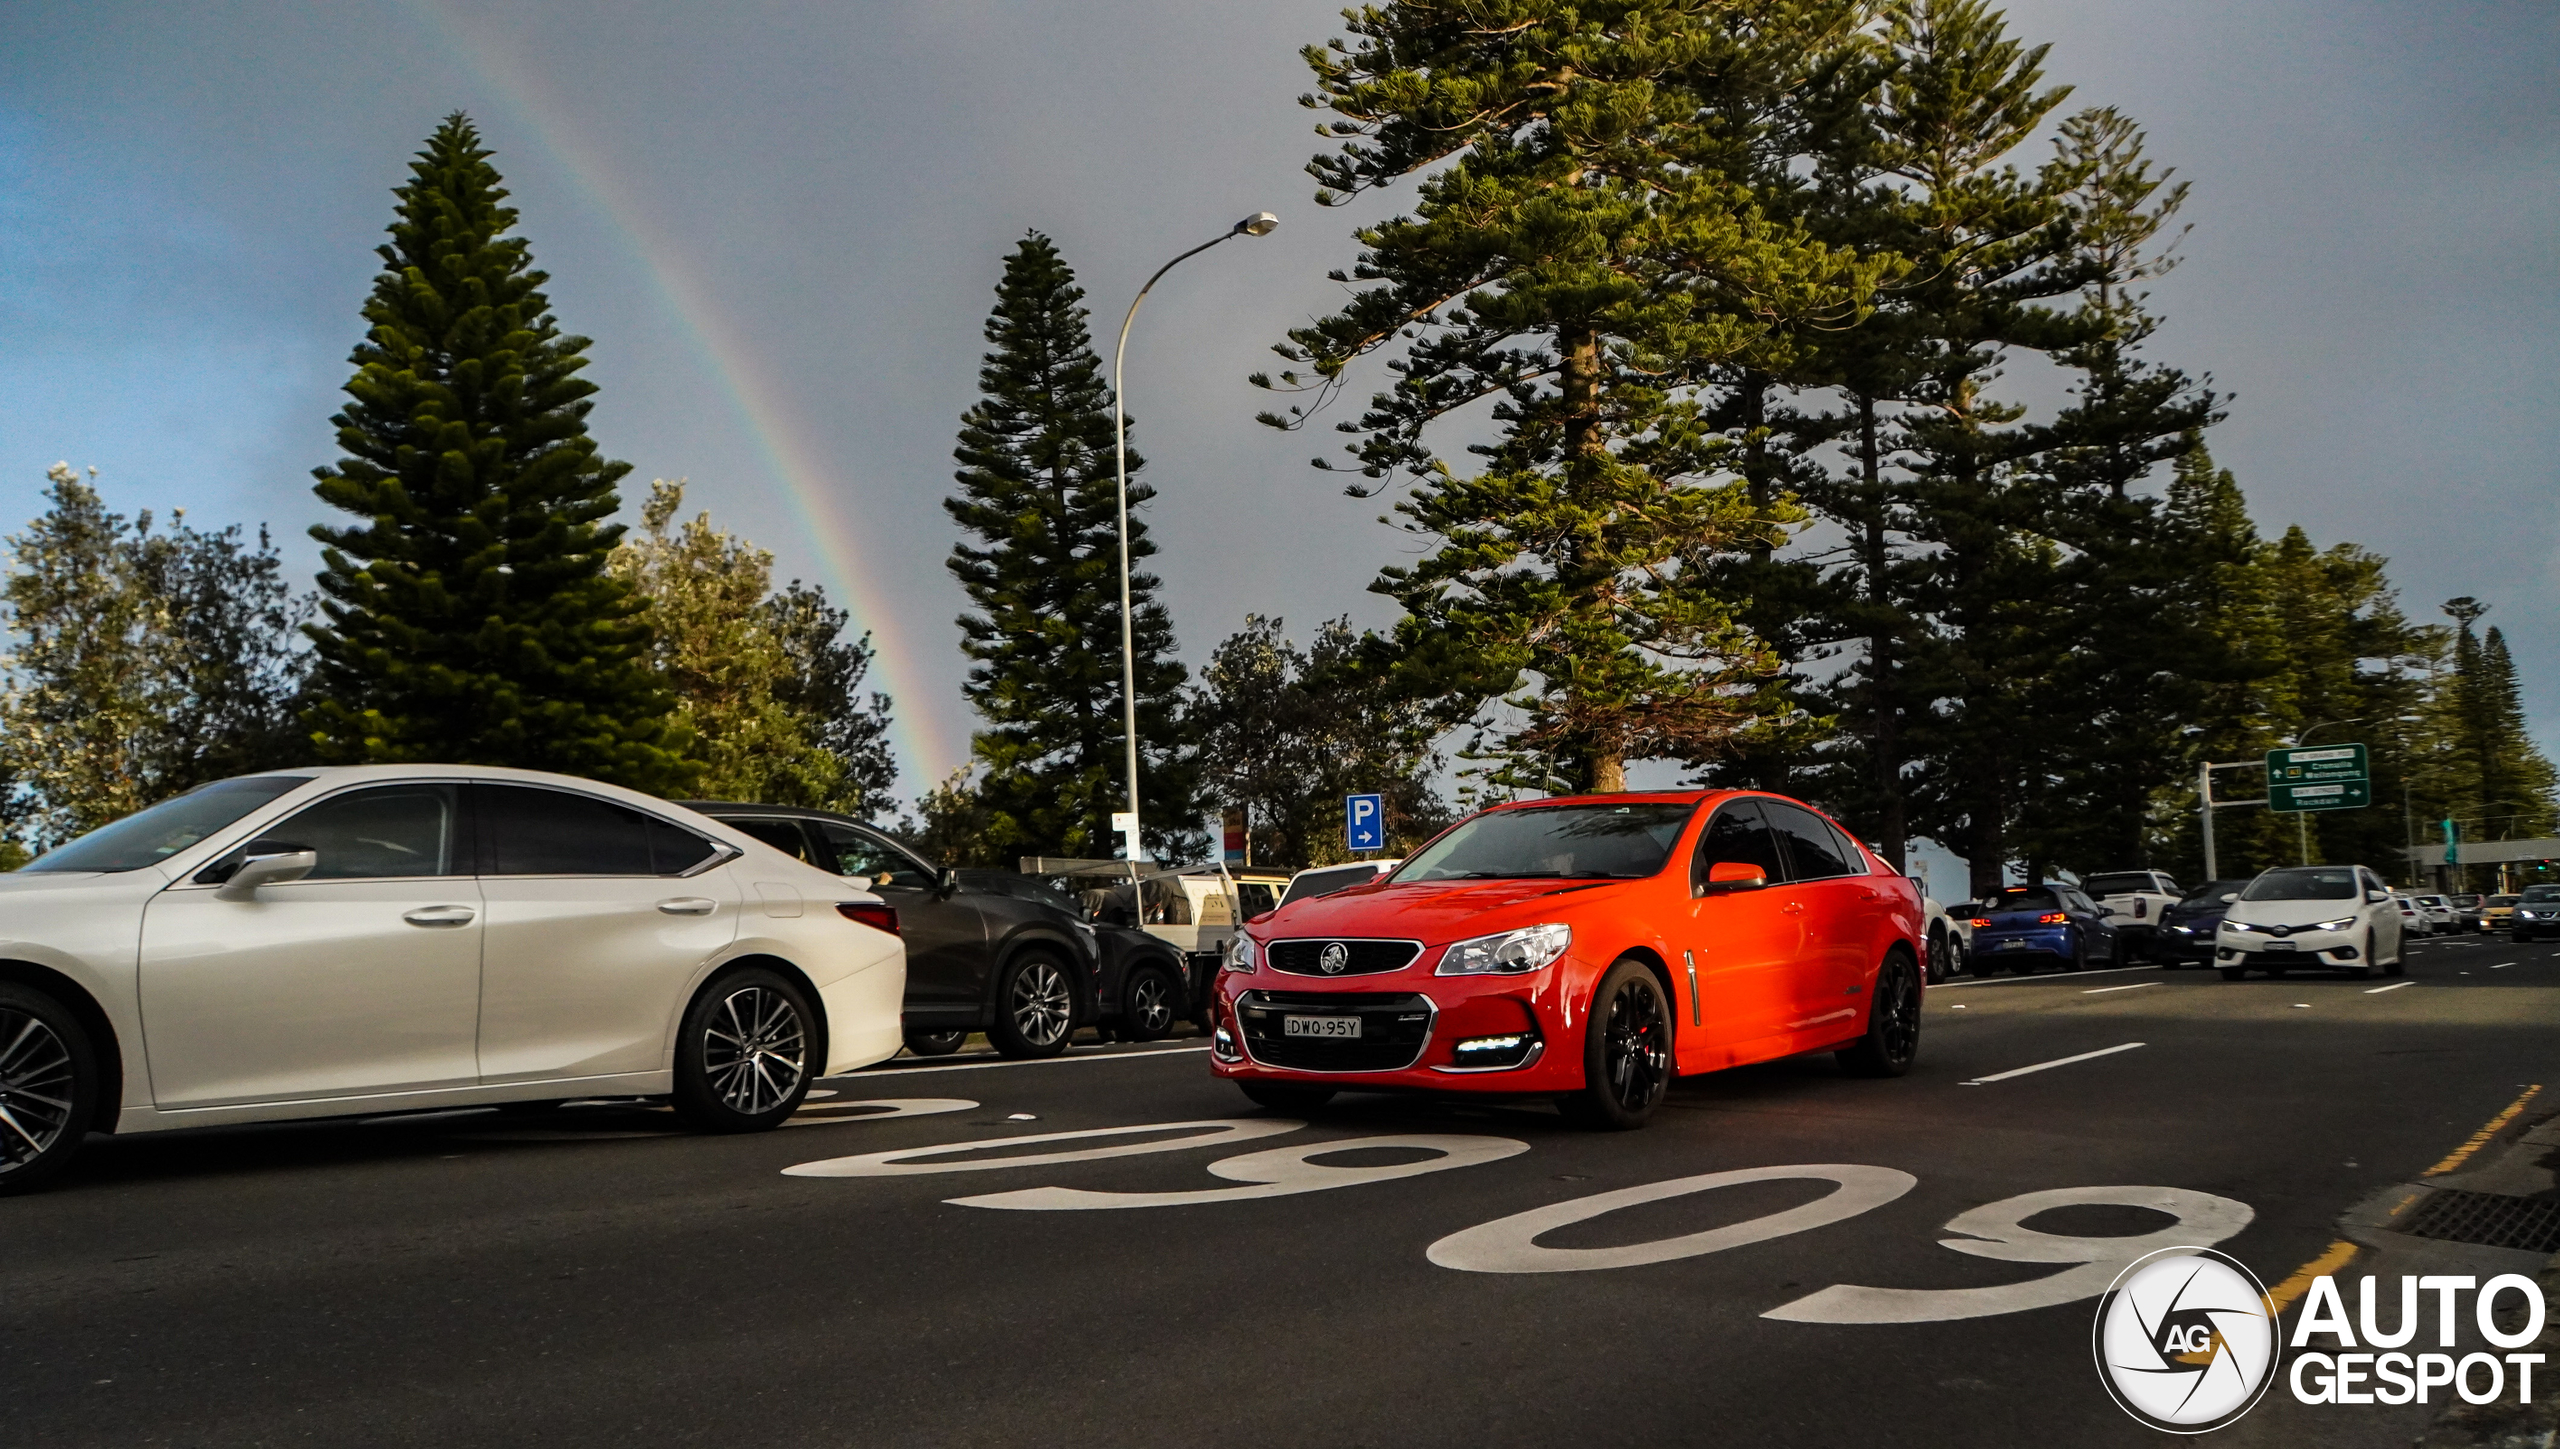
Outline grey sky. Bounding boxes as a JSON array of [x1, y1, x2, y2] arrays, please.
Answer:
[[4, 1, 2555, 812]]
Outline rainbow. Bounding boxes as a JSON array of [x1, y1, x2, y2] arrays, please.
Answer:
[[396, 0, 952, 790]]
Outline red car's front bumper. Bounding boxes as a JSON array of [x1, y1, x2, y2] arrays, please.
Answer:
[[1208, 956, 1597, 1094]]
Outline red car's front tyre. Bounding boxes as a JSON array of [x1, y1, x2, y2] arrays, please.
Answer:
[[1559, 960, 1672, 1131]]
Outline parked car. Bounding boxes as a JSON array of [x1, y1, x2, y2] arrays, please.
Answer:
[[2214, 864, 2404, 980], [2509, 884, 2560, 941], [2154, 880, 2251, 965], [1078, 864, 1291, 1025], [1281, 859, 1403, 908], [1967, 884, 2124, 972], [1917, 888, 1968, 983], [686, 803, 1188, 1056], [2409, 894, 2459, 934], [2482, 894, 2521, 932], [2082, 870, 2183, 961], [1212, 790, 1925, 1129], [0, 766, 907, 1195]]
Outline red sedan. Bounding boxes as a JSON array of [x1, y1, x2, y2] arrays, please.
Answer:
[[1210, 791, 1925, 1128]]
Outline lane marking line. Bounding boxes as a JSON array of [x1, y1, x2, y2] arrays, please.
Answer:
[[838, 1047, 1209, 1078], [2263, 1239, 2359, 1316], [1934, 964, 2161, 990], [1960, 1041, 2145, 1086], [2422, 1084, 2545, 1177], [2082, 982, 2159, 995], [2364, 981, 2414, 994], [2493, 961, 2519, 968]]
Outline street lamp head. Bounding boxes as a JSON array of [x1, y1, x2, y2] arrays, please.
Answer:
[[1236, 212, 1280, 237]]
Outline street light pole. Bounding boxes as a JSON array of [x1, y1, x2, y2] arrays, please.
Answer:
[[1108, 212, 1278, 878]]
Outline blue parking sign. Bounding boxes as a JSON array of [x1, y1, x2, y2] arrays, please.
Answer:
[[1345, 793, 1385, 853]]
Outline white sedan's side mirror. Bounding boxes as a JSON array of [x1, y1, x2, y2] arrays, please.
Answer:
[[2365, 889, 2390, 904], [218, 849, 318, 901]]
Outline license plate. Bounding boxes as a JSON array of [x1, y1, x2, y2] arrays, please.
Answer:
[[1997, 940, 2028, 951], [2263, 941, 2296, 952], [1284, 1015, 1361, 1039]]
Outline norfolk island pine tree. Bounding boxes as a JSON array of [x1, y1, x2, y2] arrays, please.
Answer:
[[304, 114, 690, 790]]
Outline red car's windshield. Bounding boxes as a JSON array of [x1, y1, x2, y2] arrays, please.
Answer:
[[1394, 802, 1696, 883]]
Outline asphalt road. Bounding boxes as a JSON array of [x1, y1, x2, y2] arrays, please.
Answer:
[[7, 929, 2557, 1447]]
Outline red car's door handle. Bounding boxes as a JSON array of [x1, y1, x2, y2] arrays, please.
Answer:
[[1782, 901, 1806, 916]]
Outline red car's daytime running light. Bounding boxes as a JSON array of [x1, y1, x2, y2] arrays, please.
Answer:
[[836, 901, 900, 935]]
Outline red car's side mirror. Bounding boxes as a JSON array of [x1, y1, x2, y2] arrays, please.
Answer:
[[1696, 861, 1768, 897]]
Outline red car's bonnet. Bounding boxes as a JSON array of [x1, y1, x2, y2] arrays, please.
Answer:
[[1255, 875, 1641, 942]]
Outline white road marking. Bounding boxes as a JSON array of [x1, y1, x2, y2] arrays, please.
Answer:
[[953, 1134, 1527, 1211], [1428, 1164, 1916, 1274], [2365, 982, 2415, 994], [784, 1117, 1301, 1178], [2493, 962, 2519, 968], [2082, 982, 2160, 995], [1768, 1185, 2253, 1324], [1934, 965, 2161, 990], [1961, 1042, 2144, 1086], [839, 1046, 1207, 1078]]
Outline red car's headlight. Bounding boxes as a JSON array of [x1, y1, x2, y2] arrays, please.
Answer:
[[1437, 923, 1572, 976]]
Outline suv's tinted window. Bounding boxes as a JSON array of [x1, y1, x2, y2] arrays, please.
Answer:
[[1694, 800, 1785, 888], [1763, 801, 1854, 881], [728, 817, 818, 864], [235, 784, 463, 880], [474, 785, 656, 876], [818, 822, 935, 890]]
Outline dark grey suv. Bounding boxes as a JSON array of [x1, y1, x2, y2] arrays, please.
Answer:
[[681, 803, 1190, 1058]]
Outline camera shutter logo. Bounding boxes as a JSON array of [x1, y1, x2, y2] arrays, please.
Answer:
[[2093, 1247, 2278, 1433], [1319, 942, 1350, 975]]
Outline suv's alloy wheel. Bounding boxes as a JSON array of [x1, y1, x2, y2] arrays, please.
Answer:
[[989, 953, 1074, 1059]]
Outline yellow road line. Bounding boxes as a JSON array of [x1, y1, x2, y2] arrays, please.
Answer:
[[2422, 1084, 2544, 1177], [2263, 1239, 2359, 1317]]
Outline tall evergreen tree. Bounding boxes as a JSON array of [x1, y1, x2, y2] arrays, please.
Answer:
[[1263, 0, 1887, 793], [946, 232, 1189, 859], [2444, 600, 2559, 843], [304, 114, 687, 790]]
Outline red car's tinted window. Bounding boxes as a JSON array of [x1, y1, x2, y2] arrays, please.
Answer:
[[1692, 800, 1785, 888], [1762, 800, 1856, 880]]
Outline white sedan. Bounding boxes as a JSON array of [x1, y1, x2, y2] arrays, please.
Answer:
[[2213, 864, 2405, 981], [0, 765, 906, 1194]]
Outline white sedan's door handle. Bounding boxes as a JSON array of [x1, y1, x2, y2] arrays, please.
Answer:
[[402, 905, 477, 928], [657, 898, 718, 916]]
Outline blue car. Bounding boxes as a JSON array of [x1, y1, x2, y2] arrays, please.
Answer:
[[2153, 879, 2251, 966], [1968, 884, 2125, 972]]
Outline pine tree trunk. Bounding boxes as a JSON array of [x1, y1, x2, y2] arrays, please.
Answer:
[[1858, 394, 1907, 871], [1558, 321, 1621, 785], [1591, 753, 1626, 794]]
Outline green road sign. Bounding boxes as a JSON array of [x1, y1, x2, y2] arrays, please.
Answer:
[[2266, 744, 2369, 813], [2270, 779, 2372, 812]]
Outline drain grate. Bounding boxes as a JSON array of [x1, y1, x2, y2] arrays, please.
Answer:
[[2400, 1188, 2560, 1254]]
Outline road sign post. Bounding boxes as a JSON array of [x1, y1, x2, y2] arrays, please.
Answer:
[[1345, 793, 1384, 854]]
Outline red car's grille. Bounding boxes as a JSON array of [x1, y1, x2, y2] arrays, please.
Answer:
[[1235, 991, 1433, 1072], [1265, 939, 1423, 977]]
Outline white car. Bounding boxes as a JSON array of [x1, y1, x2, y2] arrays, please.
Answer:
[[2082, 870, 2183, 960], [2409, 894, 2459, 934], [1280, 859, 1403, 907], [2213, 864, 2405, 981], [0, 764, 906, 1194], [2392, 894, 2431, 937], [1916, 886, 1968, 983]]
